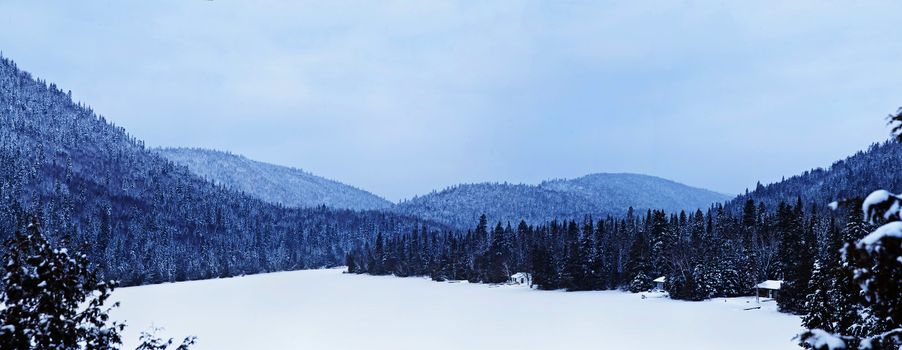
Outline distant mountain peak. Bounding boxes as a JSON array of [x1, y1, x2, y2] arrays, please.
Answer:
[[392, 172, 730, 228]]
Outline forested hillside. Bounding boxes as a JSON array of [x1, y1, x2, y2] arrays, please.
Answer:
[[350, 116, 902, 349], [0, 56, 439, 286], [351, 200, 827, 301], [728, 141, 902, 214], [352, 140, 901, 300], [156, 147, 392, 211], [392, 173, 729, 228]]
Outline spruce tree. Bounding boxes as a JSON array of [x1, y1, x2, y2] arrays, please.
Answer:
[[0, 221, 125, 349], [370, 232, 386, 275], [776, 201, 811, 314], [626, 231, 652, 293], [890, 107, 902, 142], [834, 202, 868, 336], [650, 210, 672, 279], [0, 220, 194, 350], [742, 198, 758, 233], [802, 195, 902, 349], [629, 272, 652, 293], [843, 192, 902, 348], [800, 112, 902, 349], [802, 260, 834, 333], [485, 222, 509, 283], [569, 218, 595, 291], [529, 241, 554, 290], [591, 220, 611, 290], [345, 252, 358, 273]]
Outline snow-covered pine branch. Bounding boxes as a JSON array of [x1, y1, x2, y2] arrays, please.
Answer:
[[801, 188, 902, 350]]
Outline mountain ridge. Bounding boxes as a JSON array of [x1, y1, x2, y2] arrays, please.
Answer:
[[1, 52, 897, 289], [155, 147, 393, 211], [390, 172, 731, 228], [727, 140, 902, 213], [158, 148, 730, 228], [0, 55, 438, 286]]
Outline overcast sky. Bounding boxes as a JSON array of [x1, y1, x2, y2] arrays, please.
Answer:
[[1, 1, 899, 201]]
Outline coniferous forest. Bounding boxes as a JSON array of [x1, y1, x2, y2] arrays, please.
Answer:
[[2, 1, 902, 349], [0, 49, 900, 349], [2, 52, 899, 290], [0, 55, 443, 286], [348, 200, 843, 304], [348, 121, 902, 349]]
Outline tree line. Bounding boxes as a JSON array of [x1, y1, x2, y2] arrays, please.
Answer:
[[349, 199, 831, 305], [349, 198, 898, 349], [347, 110, 902, 350]]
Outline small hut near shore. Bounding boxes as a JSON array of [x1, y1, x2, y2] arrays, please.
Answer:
[[510, 272, 531, 286], [755, 280, 782, 302], [652, 276, 666, 291]]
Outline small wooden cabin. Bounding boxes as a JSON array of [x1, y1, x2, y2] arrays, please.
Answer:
[[653, 276, 666, 291], [510, 272, 531, 286], [755, 280, 782, 301]]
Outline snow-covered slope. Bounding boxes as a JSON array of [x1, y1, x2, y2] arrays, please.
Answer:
[[729, 141, 902, 214], [113, 268, 802, 350], [393, 173, 729, 227], [0, 55, 433, 285], [156, 147, 727, 227], [156, 148, 393, 211]]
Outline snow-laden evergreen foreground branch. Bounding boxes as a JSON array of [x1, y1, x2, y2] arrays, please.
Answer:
[[0, 221, 195, 350], [799, 190, 902, 349]]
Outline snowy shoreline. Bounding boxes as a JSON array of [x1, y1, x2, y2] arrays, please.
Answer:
[[113, 268, 803, 350]]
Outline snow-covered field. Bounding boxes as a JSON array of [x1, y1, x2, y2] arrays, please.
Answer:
[[113, 268, 802, 350]]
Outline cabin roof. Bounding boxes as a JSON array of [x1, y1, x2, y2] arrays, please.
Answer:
[[755, 280, 782, 290]]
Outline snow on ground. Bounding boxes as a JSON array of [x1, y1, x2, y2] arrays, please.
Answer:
[[112, 268, 803, 350]]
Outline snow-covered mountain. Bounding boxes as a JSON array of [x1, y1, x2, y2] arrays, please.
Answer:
[[728, 140, 902, 213], [156, 149, 727, 226], [156, 148, 393, 211], [391, 173, 729, 228], [0, 55, 435, 286]]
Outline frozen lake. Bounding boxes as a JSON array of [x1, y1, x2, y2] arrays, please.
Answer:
[[113, 268, 803, 350]]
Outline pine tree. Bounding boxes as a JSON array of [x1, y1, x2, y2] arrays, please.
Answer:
[[345, 252, 358, 274], [515, 220, 531, 275], [799, 112, 902, 350], [742, 198, 758, 233], [802, 260, 833, 333], [629, 272, 652, 293], [485, 222, 509, 283], [0, 219, 195, 350], [799, 216, 852, 339], [626, 230, 652, 293], [842, 192, 902, 348], [0, 220, 125, 349], [529, 241, 554, 290], [802, 195, 902, 349], [475, 214, 488, 244], [890, 107, 902, 143], [370, 232, 386, 275], [776, 200, 812, 314], [559, 221, 581, 290], [591, 219, 611, 290], [834, 202, 868, 337], [650, 210, 672, 279], [568, 218, 595, 291]]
